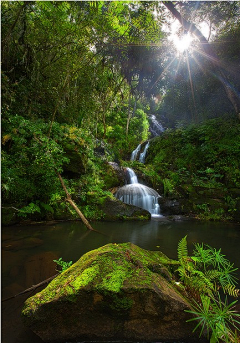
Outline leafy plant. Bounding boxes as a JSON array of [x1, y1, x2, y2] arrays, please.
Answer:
[[186, 295, 240, 343], [53, 258, 73, 273], [177, 236, 239, 298], [176, 236, 240, 342]]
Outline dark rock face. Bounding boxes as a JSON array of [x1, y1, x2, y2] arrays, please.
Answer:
[[100, 197, 151, 220], [22, 243, 204, 343], [104, 162, 125, 189]]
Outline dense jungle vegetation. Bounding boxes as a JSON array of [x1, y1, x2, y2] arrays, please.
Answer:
[[2, 1, 240, 224]]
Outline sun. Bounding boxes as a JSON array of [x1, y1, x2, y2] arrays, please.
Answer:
[[165, 20, 194, 53], [172, 33, 193, 53]]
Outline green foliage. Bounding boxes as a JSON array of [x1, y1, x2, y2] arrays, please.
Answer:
[[18, 201, 54, 218], [162, 178, 175, 197], [1, 114, 99, 220], [177, 235, 188, 262], [53, 258, 73, 273], [186, 295, 240, 343], [176, 236, 240, 343], [146, 117, 240, 220], [177, 236, 239, 298]]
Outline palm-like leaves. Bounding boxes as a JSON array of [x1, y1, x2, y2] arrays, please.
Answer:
[[186, 295, 240, 343], [177, 236, 240, 342]]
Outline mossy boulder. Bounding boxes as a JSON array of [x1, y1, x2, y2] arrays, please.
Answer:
[[103, 162, 125, 189], [22, 243, 203, 343]]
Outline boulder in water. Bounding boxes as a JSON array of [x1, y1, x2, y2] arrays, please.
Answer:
[[100, 196, 151, 221], [22, 243, 204, 343]]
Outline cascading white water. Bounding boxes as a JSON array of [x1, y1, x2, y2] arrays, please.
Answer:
[[127, 167, 138, 184], [149, 115, 164, 137], [115, 168, 161, 217], [139, 141, 149, 163], [131, 143, 141, 161], [131, 141, 149, 163]]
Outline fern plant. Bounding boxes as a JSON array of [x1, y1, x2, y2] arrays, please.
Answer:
[[176, 236, 240, 342], [177, 236, 239, 298]]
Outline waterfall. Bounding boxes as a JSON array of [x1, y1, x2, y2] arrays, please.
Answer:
[[127, 167, 138, 184], [139, 142, 149, 163], [131, 143, 141, 161], [131, 141, 149, 163], [115, 168, 161, 217], [149, 115, 165, 137]]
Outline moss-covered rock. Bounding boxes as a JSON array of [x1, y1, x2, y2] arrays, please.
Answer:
[[102, 162, 125, 189], [22, 243, 203, 343]]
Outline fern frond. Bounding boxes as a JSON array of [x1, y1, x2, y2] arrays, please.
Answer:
[[177, 265, 190, 283], [223, 284, 240, 297], [178, 235, 188, 262], [205, 269, 221, 281], [191, 271, 215, 295]]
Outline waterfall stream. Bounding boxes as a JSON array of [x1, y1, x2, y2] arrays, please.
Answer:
[[130, 143, 141, 161], [139, 141, 149, 163], [131, 141, 149, 163], [149, 115, 165, 137], [115, 168, 161, 217]]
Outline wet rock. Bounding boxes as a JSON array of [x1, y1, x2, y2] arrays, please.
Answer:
[[62, 145, 87, 176], [100, 197, 151, 221], [159, 197, 188, 215], [105, 162, 125, 188], [22, 243, 203, 343]]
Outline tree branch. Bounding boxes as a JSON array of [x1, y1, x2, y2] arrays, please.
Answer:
[[2, 274, 58, 302], [163, 1, 240, 119]]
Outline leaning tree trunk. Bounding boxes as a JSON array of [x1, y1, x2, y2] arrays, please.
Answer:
[[163, 2, 240, 120], [56, 172, 96, 231]]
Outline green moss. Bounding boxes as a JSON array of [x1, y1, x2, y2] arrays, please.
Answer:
[[22, 242, 180, 318], [110, 293, 134, 311], [99, 263, 130, 293], [72, 265, 99, 290]]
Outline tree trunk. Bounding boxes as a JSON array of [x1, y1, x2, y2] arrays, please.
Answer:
[[56, 172, 96, 231], [126, 93, 137, 136], [126, 93, 132, 136], [163, 2, 240, 120]]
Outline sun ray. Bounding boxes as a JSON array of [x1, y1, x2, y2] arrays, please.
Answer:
[[186, 52, 198, 123], [192, 44, 240, 78], [147, 55, 177, 94], [175, 54, 183, 76], [191, 46, 240, 102]]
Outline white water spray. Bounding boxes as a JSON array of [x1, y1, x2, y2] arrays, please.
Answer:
[[131, 143, 141, 161], [115, 168, 161, 217]]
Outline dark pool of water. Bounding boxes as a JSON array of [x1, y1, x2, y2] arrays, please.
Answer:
[[2, 218, 240, 343]]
